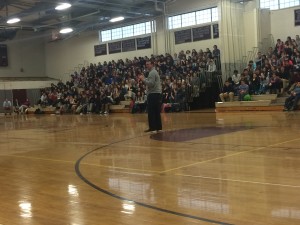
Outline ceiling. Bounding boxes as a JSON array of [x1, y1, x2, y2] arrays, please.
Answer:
[[0, 0, 168, 41]]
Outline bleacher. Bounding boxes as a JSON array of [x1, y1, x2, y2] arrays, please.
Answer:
[[25, 101, 132, 115], [109, 101, 131, 113], [26, 106, 57, 114], [215, 94, 299, 112]]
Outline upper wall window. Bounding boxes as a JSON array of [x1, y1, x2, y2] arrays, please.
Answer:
[[168, 15, 182, 29], [196, 9, 212, 24], [101, 30, 111, 42], [260, 0, 300, 10], [134, 23, 146, 36], [182, 12, 196, 27], [168, 7, 218, 30], [211, 7, 219, 22], [122, 25, 134, 38], [111, 28, 122, 40], [100, 21, 155, 42]]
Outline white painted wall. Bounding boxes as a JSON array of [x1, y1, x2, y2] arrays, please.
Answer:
[[0, 80, 57, 90], [166, 0, 219, 55], [243, 9, 258, 57], [0, 31, 45, 78], [45, 31, 154, 81], [271, 6, 300, 41], [170, 28, 219, 55]]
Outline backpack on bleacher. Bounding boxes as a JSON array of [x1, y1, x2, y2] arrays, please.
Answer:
[[243, 94, 251, 101]]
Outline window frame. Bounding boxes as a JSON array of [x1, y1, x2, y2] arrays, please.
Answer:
[[260, 0, 300, 10], [100, 21, 155, 43], [168, 7, 218, 30]]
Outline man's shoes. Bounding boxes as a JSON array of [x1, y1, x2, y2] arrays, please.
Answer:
[[144, 129, 155, 133]]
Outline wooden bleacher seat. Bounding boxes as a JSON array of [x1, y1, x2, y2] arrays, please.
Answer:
[[215, 94, 284, 112], [26, 106, 56, 114], [109, 101, 131, 113], [233, 94, 277, 101]]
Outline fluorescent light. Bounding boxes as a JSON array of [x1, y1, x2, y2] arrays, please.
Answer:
[[55, 3, 72, 10], [109, 16, 124, 22], [59, 27, 73, 34], [7, 18, 20, 24]]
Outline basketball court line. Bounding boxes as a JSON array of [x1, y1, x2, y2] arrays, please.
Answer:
[[175, 174, 300, 188], [160, 137, 300, 174], [2, 154, 161, 173], [75, 143, 235, 225], [3, 135, 300, 177]]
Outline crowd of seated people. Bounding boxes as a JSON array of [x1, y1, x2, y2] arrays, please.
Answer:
[[219, 35, 300, 103], [38, 45, 221, 114]]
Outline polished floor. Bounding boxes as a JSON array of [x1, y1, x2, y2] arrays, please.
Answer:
[[0, 111, 300, 225]]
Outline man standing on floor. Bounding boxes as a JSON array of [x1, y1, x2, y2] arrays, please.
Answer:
[[139, 60, 162, 132]]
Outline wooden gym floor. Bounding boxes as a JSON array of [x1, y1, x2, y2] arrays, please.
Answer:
[[0, 111, 300, 225]]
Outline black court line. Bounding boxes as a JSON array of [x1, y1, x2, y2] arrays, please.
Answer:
[[75, 134, 234, 225]]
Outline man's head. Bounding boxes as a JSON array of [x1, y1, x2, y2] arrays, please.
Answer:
[[146, 60, 154, 70]]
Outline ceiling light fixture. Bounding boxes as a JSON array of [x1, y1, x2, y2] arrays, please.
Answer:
[[109, 16, 124, 23], [7, 18, 21, 24], [55, 3, 72, 10], [59, 27, 73, 34]]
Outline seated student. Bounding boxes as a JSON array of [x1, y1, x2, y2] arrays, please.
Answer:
[[219, 80, 234, 102], [132, 91, 147, 113], [173, 83, 186, 112], [249, 71, 261, 95], [267, 72, 282, 94], [39, 93, 48, 106], [207, 58, 216, 72], [75, 94, 88, 114], [231, 70, 241, 95], [3, 99, 12, 115], [238, 80, 249, 101], [19, 99, 30, 114], [283, 81, 300, 111], [69, 95, 78, 113], [99, 90, 113, 115], [13, 99, 20, 114]]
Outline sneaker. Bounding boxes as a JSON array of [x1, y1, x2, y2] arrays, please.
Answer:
[[144, 129, 155, 133]]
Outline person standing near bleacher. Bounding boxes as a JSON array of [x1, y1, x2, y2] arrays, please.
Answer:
[[139, 60, 162, 133]]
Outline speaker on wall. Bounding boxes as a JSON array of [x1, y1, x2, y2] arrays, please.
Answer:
[[0, 44, 8, 67]]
